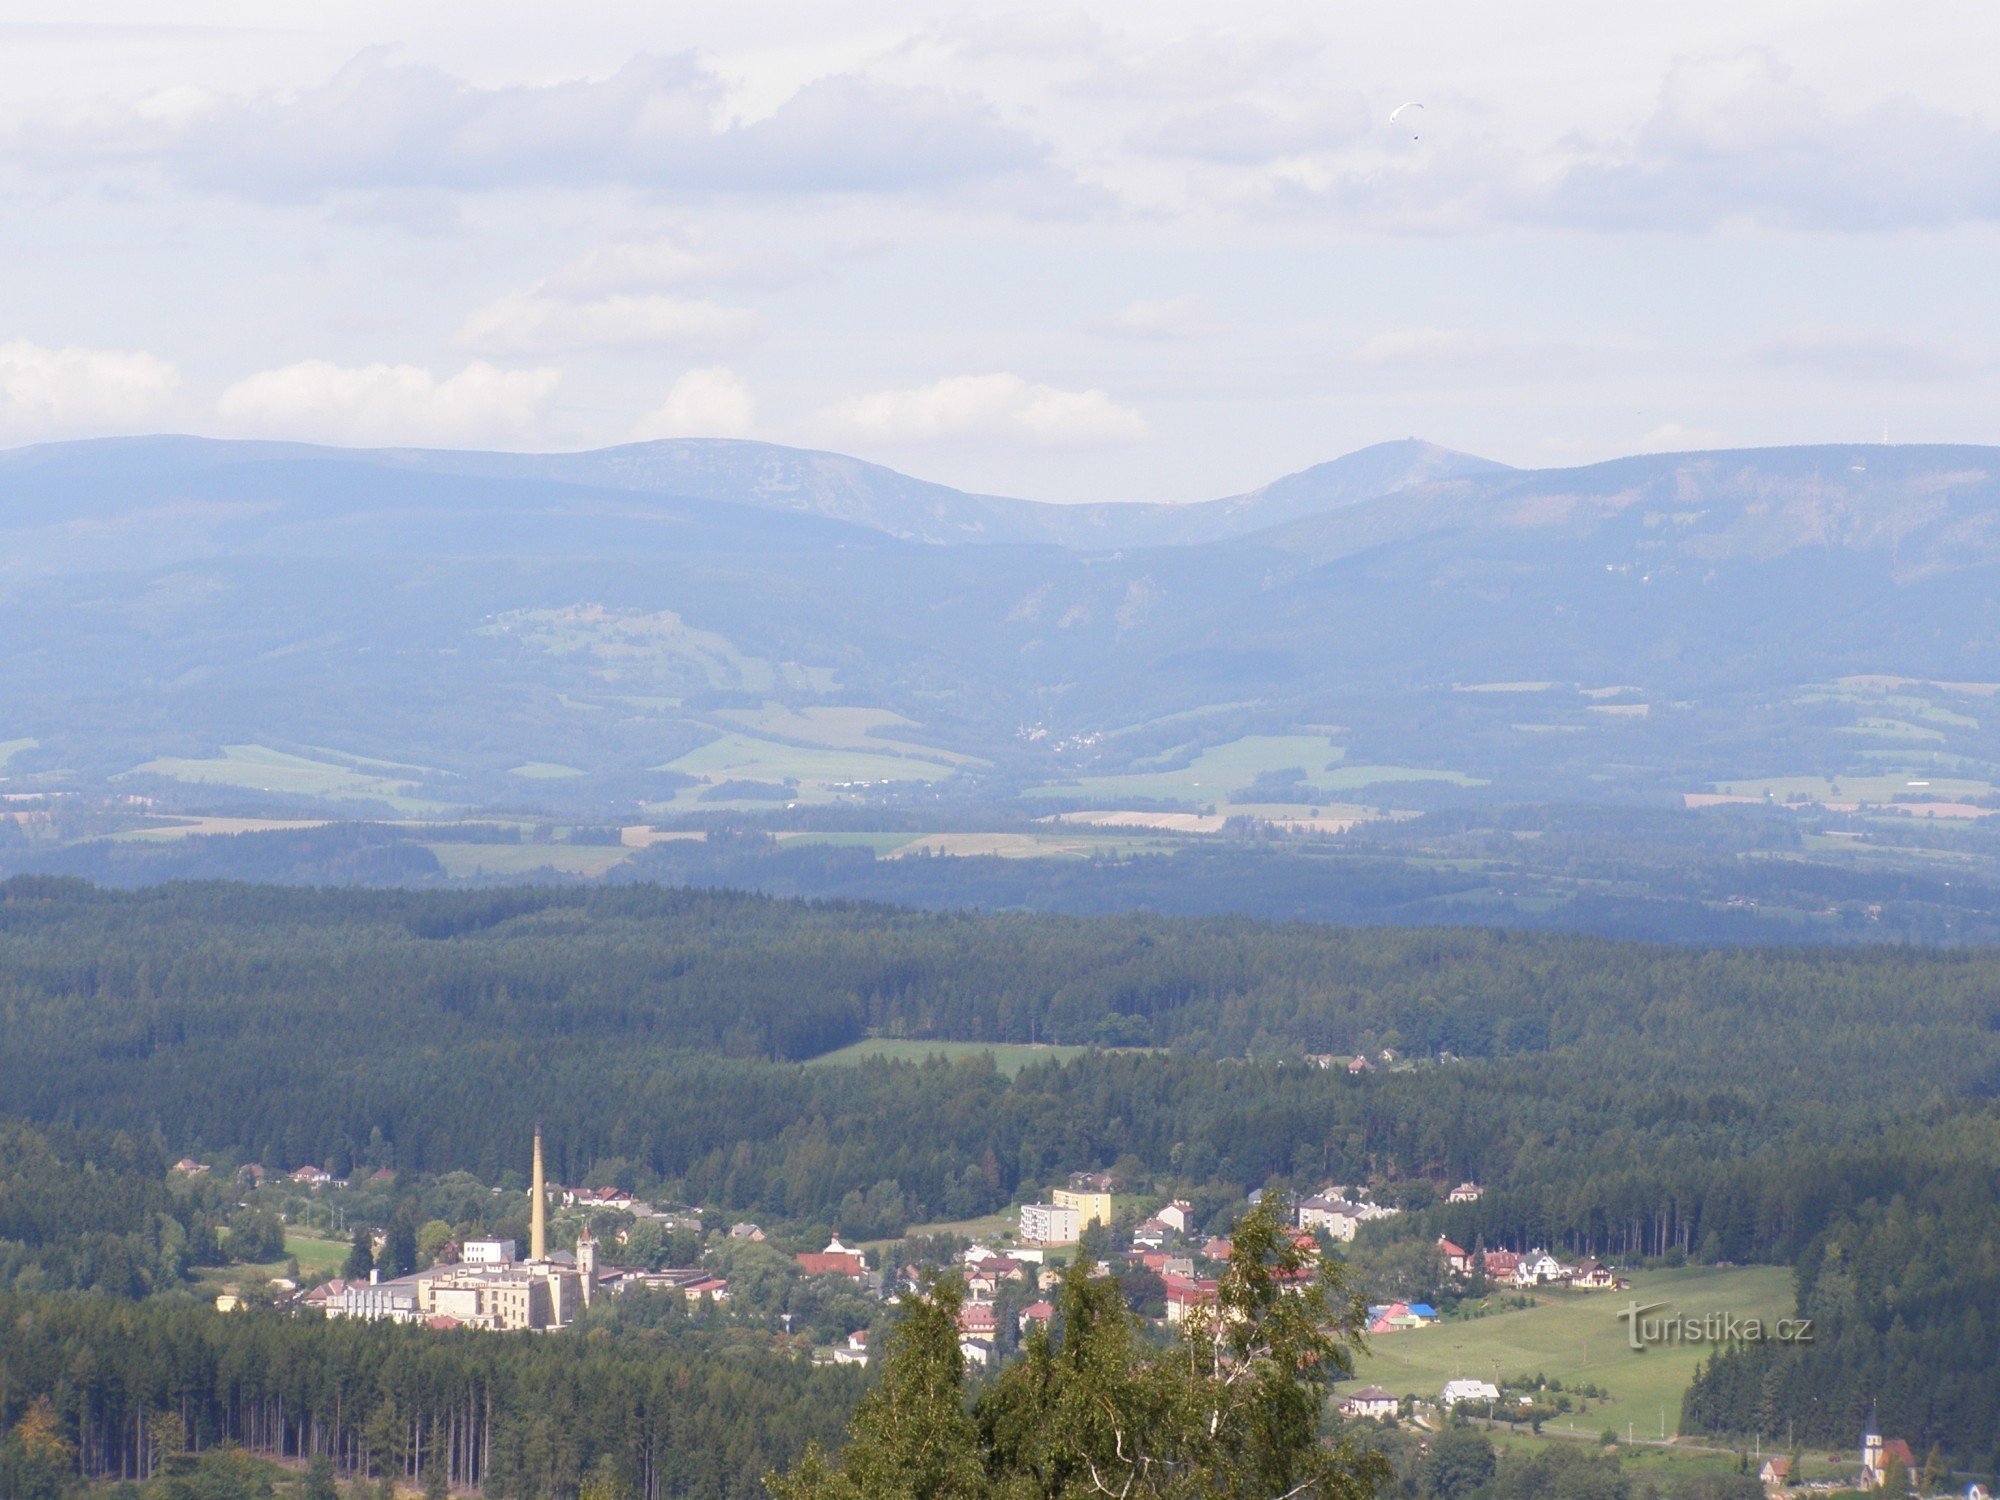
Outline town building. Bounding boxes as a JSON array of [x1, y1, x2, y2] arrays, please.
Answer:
[[1437, 1237, 1471, 1274], [1158, 1199, 1193, 1234], [795, 1238, 868, 1282], [1447, 1181, 1484, 1203], [1052, 1187, 1113, 1230], [1297, 1196, 1364, 1241], [1020, 1202, 1081, 1245]]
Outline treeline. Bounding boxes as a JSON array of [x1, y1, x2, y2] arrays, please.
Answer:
[[1679, 1114, 2000, 1473], [0, 1292, 855, 1498]]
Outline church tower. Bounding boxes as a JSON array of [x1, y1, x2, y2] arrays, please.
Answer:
[[531, 1126, 547, 1263]]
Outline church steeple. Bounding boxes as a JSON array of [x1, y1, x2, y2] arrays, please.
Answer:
[[531, 1126, 547, 1262]]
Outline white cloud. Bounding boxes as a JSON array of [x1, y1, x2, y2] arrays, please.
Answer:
[[816, 373, 1148, 448], [5, 50, 1053, 202], [1130, 98, 1369, 164], [1353, 328, 1500, 365], [1754, 327, 1985, 381], [0, 339, 181, 432], [1087, 296, 1224, 341], [631, 367, 756, 440], [214, 359, 560, 447], [1533, 51, 2000, 231], [456, 290, 757, 355]]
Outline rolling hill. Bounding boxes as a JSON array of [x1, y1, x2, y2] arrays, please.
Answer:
[[2, 435, 1997, 825]]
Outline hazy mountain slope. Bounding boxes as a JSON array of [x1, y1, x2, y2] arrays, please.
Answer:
[[4, 437, 2000, 815], [0, 433, 1506, 560]]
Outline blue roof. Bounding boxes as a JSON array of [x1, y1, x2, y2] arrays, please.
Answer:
[[1407, 1304, 1438, 1318]]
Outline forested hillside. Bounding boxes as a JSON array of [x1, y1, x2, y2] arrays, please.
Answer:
[[4, 876, 2000, 1468]]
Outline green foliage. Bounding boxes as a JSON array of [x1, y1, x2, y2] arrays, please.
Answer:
[[1419, 1426, 1495, 1500], [773, 1200, 1390, 1500]]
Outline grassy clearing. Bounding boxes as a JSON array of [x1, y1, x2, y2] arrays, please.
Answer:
[[125, 743, 446, 813], [479, 605, 834, 695], [286, 1232, 351, 1279], [658, 731, 961, 806], [0, 737, 37, 768], [1028, 735, 1480, 807], [117, 816, 333, 841], [1352, 1265, 1792, 1442], [805, 1038, 1098, 1077], [510, 761, 587, 779], [713, 704, 982, 766], [424, 844, 633, 878]]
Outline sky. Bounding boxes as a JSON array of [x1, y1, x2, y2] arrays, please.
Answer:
[[1, 1, 1998, 502]]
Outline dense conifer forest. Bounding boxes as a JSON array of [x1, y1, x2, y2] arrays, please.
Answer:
[[2, 875, 1999, 1484]]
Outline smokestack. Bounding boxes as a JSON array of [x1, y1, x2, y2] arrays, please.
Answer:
[[531, 1126, 547, 1262]]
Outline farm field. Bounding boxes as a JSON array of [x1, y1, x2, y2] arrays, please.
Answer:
[[118, 815, 332, 839], [712, 703, 984, 765], [1027, 734, 1481, 807], [1715, 772, 1996, 803], [805, 1038, 1098, 1077], [125, 743, 445, 813], [1352, 1265, 1793, 1443], [658, 730, 963, 806], [510, 761, 587, 779]]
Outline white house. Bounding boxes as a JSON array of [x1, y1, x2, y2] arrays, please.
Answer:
[[1159, 1199, 1194, 1233], [1513, 1251, 1569, 1287], [1440, 1379, 1500, 1407], [1340, 1385, 1399, 1419], [1297, 1196, 1364, 1242], [1020, 1203, 1081, 1245], [1447, 1182, 1484, 1203]]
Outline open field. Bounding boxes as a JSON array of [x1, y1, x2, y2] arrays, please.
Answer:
[[424, 843, 635, 878], [1353, 1265, 1793, 1442], [1028, 735, 1480, 807], [0, 737, 37, 768], [1715, 772, 1997, 803], [124, 743, 446, 812], [805, 1038, 1098, 1077], [712, 703, 984, 765], [285, 1232, 351, 1279], [510, 761, 586, 779], [119, 815, 333, 840], [658, 730, 963, 806]]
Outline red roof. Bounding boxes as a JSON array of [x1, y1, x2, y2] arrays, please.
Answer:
[[959, 1303, 998, 1332], [796, 1252, 865, 1278], [1164, 1275, 1218, 1305], [425, 1315, 461, 1331], [1438, 1238, 1468, 1258], [1878, 1439, 1917, 1469], [1021, 1300, 1054, 1321]]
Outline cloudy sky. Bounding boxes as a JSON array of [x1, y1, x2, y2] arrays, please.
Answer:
[[1, 0, 1996, 501]]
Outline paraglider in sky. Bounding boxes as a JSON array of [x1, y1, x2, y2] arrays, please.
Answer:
[[1390, 101, 1424, 140]]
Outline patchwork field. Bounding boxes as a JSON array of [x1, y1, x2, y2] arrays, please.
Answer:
[[712, 703, 983, 766], [658, 729, 964, 806], [1029, 735, 1481, 807], [1351, 1264, 1793, 1443], [125, 743, 446, 813], [1714, 772, 1997, 804]]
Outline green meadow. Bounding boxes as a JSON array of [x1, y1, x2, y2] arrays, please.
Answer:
[[1351, 1265, 1793, 1443]]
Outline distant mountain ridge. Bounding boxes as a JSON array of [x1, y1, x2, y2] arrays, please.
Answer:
[[0, 433, 1506, 559]]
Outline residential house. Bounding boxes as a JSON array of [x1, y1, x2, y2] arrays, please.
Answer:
[[1437, 1237, 1471, 1275], [1163, 1274, 1219, 1325], [1759, 1457, 1791, 1489], [729, 1222, 765, 1240], [1018, 1300, 1054, 1332], [1200, 1236, 1234, 1262], [1340, 1386, 1399, 1420], [832, 1330, 871, 1368], [299, 1278, 347, 1315], [959, 1336, 994, 1368], [171, 1158, 209, 1178], [1571, 1259, 1624, 1291], [1447, 1182, 1484, 1203], [1158, 1200, 1194, 1234], [1513, 1251, 1568, 1287], [1479, 1248, 1522, 1282], [958, 1301, 999, 1340], [1440, 1379, 1500, 1407], [1068, 1172, 1119, 1193], [290, 1165, 335, 1187], [1131, 1219, 1170, 1251], [1347, 1055, 1374, 1075]]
